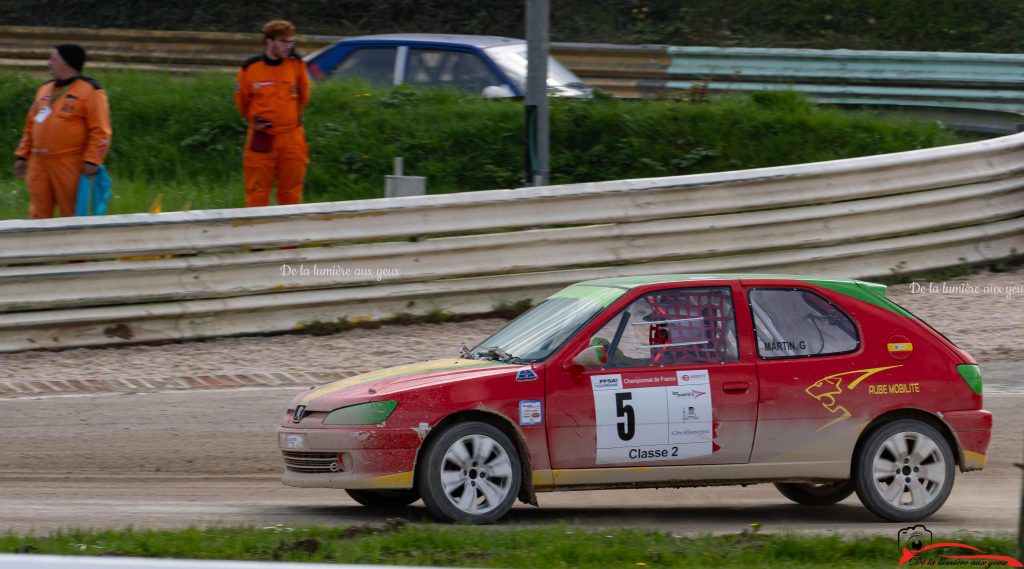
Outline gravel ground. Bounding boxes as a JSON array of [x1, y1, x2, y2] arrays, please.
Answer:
[[0, 267, 1020, 382]]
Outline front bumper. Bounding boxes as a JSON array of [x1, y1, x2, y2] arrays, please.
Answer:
[[943, 409, 993, 471], [277, 426, 421, 489]]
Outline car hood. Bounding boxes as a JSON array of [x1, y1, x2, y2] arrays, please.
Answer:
[[294, 358, 519, 412]]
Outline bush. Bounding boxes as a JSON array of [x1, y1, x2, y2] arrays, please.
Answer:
[[4, 1, 1024, 52], [0, 70, 973, 219]]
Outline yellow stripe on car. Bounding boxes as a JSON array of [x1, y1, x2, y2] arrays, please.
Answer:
[[300, 359, 500, 405]]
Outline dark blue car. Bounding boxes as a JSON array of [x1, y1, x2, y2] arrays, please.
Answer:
[[305, 34, 591, 98]]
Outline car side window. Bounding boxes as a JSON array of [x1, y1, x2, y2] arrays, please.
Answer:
[[587, 287, 739, 368], [331, 47, 396, 87], [406, 49, 502, 93], [749, 288, 859, 359]]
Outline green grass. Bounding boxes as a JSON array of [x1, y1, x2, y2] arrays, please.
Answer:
[[1, 524, 1018, 568], [0, 70, 978, 220]]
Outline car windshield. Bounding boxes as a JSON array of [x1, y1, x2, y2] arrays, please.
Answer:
[[471, 297, 605, 363], [483, 43, 584, 91]]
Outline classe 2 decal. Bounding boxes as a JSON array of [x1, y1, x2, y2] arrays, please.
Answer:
[[591, 370, 713, 464]]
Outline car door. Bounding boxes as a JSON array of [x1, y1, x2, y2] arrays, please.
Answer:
[[744, 282, 873, 466], [545, 284, 758, 469]]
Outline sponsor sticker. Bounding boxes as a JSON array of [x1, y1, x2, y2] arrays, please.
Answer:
[[804, 366, 901, 431], [887, 335, 914, 361], [677, 369, 710, 384], [516, 368, 538, 382], [591, 373, 622, 391], [593, 370, 714, 464], [519, 400, 543, 426]]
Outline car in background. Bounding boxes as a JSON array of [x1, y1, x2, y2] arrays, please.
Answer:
[[304, 34, 592, 98], [278, 274, 991, 524]]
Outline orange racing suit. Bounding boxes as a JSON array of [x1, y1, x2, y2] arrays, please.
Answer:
[[14, 76, 112, 218], [234, 53, 311, 207]]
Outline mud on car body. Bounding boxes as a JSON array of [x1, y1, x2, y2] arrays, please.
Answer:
[[278, 274, 992, 523]]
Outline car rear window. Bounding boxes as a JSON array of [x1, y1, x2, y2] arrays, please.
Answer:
[[749, 288, 860, 359], [331, 47, 396, 87], [406, 49, 502, 93]]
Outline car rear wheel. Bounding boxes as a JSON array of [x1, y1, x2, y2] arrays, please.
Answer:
[[774, 481, 854, 505], [418, 421, 521, 524], [853, 419, 955, 522], [345, 489, 419, 508]]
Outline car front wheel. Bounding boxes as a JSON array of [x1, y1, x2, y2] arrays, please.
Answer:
[[853, 419, 955, 522], [418, 421, 522, 524], [774, 480, 854, 505]]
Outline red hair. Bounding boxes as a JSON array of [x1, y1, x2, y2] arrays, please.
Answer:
[[262, 19, 296, 39]]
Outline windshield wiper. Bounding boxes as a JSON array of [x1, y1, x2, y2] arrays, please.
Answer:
[[459, 343, 473, 359], [474, 345, 515, 362]]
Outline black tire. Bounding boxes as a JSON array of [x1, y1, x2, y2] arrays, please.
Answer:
[[417, 421, 522, 524], [853, 419, 955, 522], [774, 481, 854, 505], [345, 489, 419, 508]]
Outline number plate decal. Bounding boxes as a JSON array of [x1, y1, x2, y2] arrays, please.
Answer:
[[592, 370, 713, 464]]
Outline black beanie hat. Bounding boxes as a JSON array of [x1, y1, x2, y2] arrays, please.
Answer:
[[55, 44, 86, 72]]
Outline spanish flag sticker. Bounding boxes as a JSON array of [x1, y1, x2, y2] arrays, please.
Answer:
[[887, 342, 913, 353]]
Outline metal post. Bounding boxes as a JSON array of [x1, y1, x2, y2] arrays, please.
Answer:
[[1017, 445, 1024, 560], [384, 156, 426, 198], [525, 0, 550, 187]]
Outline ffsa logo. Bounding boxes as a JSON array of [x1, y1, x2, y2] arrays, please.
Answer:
[[591, 374, 622, 391]]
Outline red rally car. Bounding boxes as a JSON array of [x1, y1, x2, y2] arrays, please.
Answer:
[[278, 274, 992, 524]]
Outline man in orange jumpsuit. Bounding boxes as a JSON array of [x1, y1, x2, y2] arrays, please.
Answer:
[[13, 44, 112, 219], [235, 19, 311, 207]]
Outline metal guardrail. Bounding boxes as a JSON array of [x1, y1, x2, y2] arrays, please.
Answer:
[[0, 26, 1021, 352], [4, 26, 1024, 131], [0, 132, 1021, 353]]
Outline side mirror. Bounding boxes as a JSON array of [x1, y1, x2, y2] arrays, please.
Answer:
[[482, 84, 515, 98], [572, 345, 607, 368]]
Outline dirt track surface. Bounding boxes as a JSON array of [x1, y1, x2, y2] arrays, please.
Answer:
[[0, 269, 1021, 534]]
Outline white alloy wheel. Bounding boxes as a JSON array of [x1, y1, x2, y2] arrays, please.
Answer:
[[854, 419, 955, 521], [439, 433, 516, 515], [419, 421, 522, 523]]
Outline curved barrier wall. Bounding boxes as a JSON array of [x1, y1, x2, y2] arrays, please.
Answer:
[[0, 133, 1021, 352]]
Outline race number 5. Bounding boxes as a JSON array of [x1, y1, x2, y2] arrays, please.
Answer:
[[615, 392, 635, 441]]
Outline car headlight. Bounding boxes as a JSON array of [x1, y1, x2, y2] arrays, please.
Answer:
[[323, 400, 398, 425]]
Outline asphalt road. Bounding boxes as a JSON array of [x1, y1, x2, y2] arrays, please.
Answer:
[[1, 362, 1020, 536]]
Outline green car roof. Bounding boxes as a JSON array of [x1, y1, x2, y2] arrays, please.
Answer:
[[551, 273, 913, 318]]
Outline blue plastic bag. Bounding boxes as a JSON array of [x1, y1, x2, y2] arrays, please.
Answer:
[[75, 165, 112, 216]]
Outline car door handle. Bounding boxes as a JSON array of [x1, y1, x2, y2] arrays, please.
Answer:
[[722, 381, 750, 393]]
